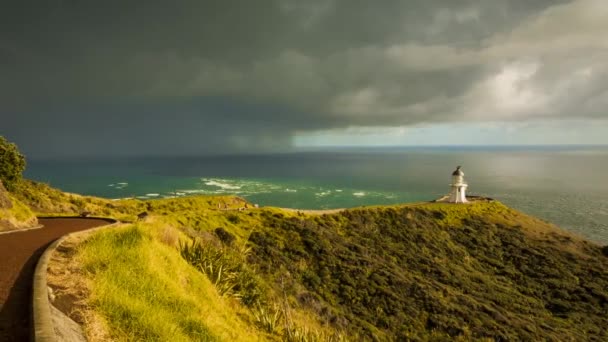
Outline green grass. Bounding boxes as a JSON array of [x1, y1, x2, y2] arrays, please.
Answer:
[[129, 200, 607, 340], [77, 224, 263, 341], [0, 194, 37, 230], [12, 177, 608, 341]]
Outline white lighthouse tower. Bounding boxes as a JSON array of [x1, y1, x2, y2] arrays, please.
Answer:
[[448, 166, 468, 203]]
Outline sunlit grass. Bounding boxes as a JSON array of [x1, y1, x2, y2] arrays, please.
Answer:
[[77, 224, 262, 341], [0, 194, 37, 230]]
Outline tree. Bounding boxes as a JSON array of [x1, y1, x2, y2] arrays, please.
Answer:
[[0, 136, 26, 191]]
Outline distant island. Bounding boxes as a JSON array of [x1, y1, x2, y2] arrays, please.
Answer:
[[2, 137, 608, 341]]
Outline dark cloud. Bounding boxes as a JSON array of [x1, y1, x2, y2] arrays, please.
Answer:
[[1, 0, 605, 157]]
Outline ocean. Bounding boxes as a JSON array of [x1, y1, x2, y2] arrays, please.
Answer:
[[25, 146, 608, 244]]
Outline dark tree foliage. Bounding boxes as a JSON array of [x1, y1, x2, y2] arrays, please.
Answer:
[[0, 136, 26, 191]]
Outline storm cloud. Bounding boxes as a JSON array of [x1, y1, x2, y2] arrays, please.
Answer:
[[1, 0, 606, 156]]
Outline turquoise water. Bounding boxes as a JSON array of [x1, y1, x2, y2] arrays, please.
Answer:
[[25, 146, 608, 244]]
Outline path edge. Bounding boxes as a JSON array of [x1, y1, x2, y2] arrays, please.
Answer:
[[32, 218, 119, 342], [0, 224, 44, 236]]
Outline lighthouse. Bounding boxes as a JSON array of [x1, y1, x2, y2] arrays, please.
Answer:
[[448, 166, 468, 203]]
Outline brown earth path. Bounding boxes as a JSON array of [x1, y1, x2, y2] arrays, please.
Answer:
[[0, 217, 114, 342]]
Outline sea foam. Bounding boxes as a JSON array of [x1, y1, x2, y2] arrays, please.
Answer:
[[203, 179, 242, 190]]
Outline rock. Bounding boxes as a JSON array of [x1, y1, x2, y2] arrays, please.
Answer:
[[48, 286, 56, 302], [50, 305, 87, 342]]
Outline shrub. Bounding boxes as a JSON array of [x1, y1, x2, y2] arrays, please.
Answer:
[[0, 136, 26, 191], [253, 302, 283, 333], [227, 213, 240, 224], [214, 227, 236, 245], [179, 239, 263, 306]]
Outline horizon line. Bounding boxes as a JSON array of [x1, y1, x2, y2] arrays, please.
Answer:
[[25, 144, 608, 161]]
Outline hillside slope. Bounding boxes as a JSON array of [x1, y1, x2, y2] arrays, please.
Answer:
[[48, 194, 608, 341], [244, 202, 608, 340], [0, 180, 37, 231]]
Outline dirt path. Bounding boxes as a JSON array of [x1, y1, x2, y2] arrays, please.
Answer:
[[0, 217, 113, 342]]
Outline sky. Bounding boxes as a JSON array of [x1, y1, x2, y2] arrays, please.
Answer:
[[1, 0, 607, 157]]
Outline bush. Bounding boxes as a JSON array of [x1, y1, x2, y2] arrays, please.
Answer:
[[214, 227, 236, 245], [179, 239, 263, 306], [227, 213, 240, 224], [0, 136, 26, 191]]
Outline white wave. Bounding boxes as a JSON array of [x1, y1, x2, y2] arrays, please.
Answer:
[[335, 189, 343, 192], [203, 179, 242, 190], [285, 188, 297, 192], [316, 191, 331, 197], [353, 192, 366, 197], [146, 193, 160, 197], [116, 182, 128, 186]]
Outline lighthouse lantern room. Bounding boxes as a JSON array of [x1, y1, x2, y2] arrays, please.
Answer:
[[448, 166, 468, 203]]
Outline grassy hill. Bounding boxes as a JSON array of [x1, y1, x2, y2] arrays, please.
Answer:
[[0, 180, 37, 231], [4, 175, 608, 340], [4, 139, 606, 340], [244, 202, 608, 340]]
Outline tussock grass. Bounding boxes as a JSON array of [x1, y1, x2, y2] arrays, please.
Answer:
[[78, 224, 262, 341], [159, 225, 179, 247]]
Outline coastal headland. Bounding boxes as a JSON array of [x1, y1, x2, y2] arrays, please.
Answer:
[[1, 176, 607, 341]]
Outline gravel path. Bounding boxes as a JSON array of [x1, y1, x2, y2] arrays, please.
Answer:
[[0, 218, 113, 342]]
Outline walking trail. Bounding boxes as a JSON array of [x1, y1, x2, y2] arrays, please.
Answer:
[[0, 218, 112, 342]]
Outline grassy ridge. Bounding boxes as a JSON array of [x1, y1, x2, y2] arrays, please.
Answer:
[[11, 178, 248, 221], [25, 178, 608, 341]]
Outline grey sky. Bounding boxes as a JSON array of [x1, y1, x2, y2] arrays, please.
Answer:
[[1, 0, 606, 157]]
